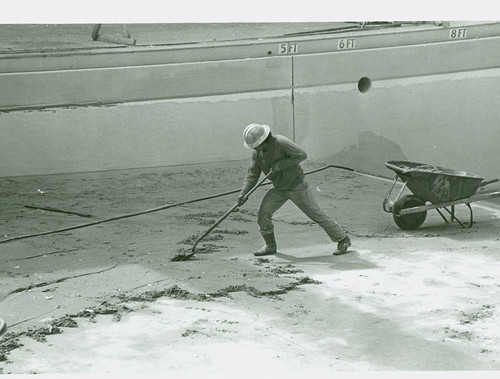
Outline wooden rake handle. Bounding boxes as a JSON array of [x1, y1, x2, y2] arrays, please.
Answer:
[[191, 170, 273, 253]]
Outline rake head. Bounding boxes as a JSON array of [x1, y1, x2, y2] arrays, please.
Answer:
[[171, 253, 194, 262], [170, 246, 196, 262]]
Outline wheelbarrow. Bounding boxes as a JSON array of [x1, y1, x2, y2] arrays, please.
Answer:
[[383, 160, 500, 230]]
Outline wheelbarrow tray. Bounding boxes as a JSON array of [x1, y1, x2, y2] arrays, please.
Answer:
[[385, 160, 484, 203]]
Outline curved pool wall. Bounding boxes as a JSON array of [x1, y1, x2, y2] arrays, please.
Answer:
[[1, 22, 499, 184]]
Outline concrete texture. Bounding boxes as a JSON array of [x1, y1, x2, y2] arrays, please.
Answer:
[[0, 159, 499, 374]]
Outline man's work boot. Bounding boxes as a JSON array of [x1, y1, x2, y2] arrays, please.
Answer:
[[254, 233, 277, 256], [333, 236, 351, 256]]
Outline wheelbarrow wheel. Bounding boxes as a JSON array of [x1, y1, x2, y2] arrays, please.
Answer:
[[392, 195, 427, 230]]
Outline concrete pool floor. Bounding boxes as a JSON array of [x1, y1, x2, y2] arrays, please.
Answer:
[[1, 159, 499, 374]]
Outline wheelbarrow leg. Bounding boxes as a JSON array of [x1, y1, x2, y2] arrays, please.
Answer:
[[442, 206, 464, 227], [440, 204, 473, 228], [435, 208, 450, 224], [383, 176, 408, 212], [465, 202, 473, 228], [383, 177, 398, 212]]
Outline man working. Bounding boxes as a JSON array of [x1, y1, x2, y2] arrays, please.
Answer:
[[237, 123, 351, 256]]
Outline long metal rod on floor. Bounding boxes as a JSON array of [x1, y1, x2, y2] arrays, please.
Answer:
[[0, 164, 354, 245]]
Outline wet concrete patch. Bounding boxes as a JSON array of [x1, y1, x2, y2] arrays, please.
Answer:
[[0, 276, 323, 364], [175, 244, 223, 257], [117, 285, 211, 302], [0, 302, 132, 359], [214, 228, 249, 235], [270, 264, 304, 275], [178, 233, 224, 245]]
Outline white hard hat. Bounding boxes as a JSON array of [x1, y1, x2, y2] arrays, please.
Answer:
[[243, 123, 271, 149]]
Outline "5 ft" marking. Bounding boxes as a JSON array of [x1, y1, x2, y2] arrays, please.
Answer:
[[278, 42, 298, 54]]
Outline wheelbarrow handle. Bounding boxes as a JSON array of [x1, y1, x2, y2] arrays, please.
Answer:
[[479, 178, 499, 187]]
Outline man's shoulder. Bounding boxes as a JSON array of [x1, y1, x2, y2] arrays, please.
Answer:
[[272, 134, 307, 156], [274, 134, 293, 144], [274, 134, 303, 148]]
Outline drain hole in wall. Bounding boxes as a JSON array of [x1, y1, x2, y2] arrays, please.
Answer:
[[358, 77, 371, 93]]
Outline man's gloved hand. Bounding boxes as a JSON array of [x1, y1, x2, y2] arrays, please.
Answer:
[[269, 165, 282, 180], [272, 161, 285, 172], [237, 195, 248, 207], [269, 161, 285, 180]]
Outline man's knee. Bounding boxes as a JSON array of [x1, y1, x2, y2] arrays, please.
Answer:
[[257, 209, 272, 226]]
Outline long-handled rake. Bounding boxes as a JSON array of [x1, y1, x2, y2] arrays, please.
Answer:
[[171, 171, 273, 262]]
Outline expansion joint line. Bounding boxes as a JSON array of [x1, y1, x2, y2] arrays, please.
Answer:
[[0, 264, 118, 301], [291, 55, 296, 142]]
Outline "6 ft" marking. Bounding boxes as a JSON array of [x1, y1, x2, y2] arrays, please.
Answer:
[[338, 38, 356, 49]]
